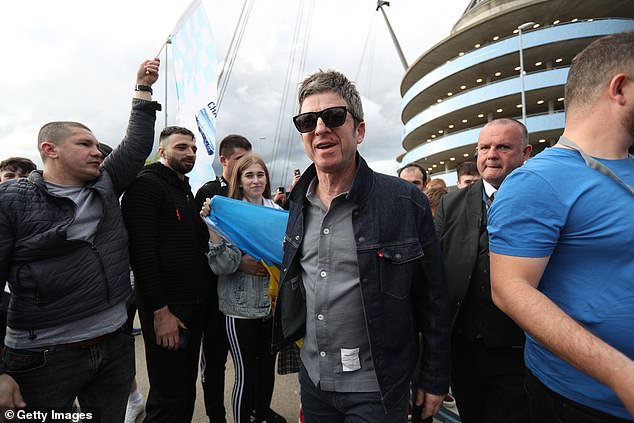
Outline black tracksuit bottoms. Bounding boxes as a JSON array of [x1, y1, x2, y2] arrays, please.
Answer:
[[139, 304, 205, 423], [225, 314, 277, 423]]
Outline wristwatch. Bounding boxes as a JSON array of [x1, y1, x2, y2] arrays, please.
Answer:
[[134, 84, 153, 95]]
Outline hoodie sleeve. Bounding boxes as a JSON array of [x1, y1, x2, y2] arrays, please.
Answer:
[[121, 172, 167, 311]]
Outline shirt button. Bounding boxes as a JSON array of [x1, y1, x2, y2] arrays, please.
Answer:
[[320, 351, 326, 357], [323, 228, 330, 235], [295, 235, 300, 241], [320, 271, 327, 278], [358, 236, 366, 243], [317, 314, 324, 321]]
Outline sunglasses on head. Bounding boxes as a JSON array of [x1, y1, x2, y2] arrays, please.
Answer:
[[292, 106, 357, 133]]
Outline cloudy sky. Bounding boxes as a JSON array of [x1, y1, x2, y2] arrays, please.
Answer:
[[1, 0, 465, 187]]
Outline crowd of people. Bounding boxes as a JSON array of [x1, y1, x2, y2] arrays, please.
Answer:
[[0, 30, 632, 423]]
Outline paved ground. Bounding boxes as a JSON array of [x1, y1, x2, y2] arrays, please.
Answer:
[[133, 329, 301, 423]]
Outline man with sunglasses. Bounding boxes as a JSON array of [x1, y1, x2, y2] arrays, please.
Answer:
[[272, 70, 450, 423]]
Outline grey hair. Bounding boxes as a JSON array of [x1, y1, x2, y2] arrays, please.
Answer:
[[298, 69, 364, 125]]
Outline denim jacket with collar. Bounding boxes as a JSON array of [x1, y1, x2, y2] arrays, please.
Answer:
[[272, 154, 451, 412], [208, 239, 271, 319]]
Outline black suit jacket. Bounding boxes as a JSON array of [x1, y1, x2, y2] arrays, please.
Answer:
[[434, 179, 523, 348]]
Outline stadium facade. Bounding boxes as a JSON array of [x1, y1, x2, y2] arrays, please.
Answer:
[[398, 0, 634, 186]]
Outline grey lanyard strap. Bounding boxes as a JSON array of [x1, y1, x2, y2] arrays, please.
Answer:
[[557, 136, 634, 195]]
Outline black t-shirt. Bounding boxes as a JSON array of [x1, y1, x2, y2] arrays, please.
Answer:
[[194, 176, 229, 210]]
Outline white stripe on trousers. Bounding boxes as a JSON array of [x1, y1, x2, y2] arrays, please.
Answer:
[[226, 315, 246, 423]]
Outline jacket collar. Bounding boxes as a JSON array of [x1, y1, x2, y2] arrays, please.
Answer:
[[142, 162, 191, 190], [28, 169, 99, 192], [28, 170, 47, 190], [288, 152, 373, 206], [465, 178, 485, 227]]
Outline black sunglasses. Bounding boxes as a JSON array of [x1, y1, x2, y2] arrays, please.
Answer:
[[292, 106, 357, 133]]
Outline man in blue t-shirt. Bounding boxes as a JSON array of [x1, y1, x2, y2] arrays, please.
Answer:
[[489, 31, 634, 422]]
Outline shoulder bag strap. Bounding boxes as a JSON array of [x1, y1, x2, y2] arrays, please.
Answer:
[[556, 136, 634, 195]]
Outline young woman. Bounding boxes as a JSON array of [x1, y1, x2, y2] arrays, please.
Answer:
[[202, 154, 286, 423]]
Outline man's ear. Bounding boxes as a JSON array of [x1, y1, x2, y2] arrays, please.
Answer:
[[355, 121, 366, 145], [158, 146, 166, 160], [523, 144, 533, 161], [219, 154, 228, 167], [608, 73, 628, 106], [40, 141, 58, 160]]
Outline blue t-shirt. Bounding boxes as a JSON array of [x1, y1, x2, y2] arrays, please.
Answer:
[[488, 147, 634, 420]]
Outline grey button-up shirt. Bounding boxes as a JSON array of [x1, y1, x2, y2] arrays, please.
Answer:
[[299, 177, 379, 392]]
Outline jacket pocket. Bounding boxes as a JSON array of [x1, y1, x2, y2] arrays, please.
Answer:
[[378, 242, 424, 300]]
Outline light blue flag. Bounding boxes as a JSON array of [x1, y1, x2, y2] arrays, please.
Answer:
[[171, 0, 218, 191], [204, 196, 289, 265]]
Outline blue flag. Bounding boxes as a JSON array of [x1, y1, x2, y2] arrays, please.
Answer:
[[204, 196, 289, 265]]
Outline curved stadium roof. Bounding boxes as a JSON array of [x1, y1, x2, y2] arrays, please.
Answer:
[[398, 0, 634, 184]]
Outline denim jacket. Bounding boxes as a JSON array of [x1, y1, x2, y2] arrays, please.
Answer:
[[272, 154, 451, 412], [208, 239, 271, 319]]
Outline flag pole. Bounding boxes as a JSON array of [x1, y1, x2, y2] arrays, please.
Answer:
[[164, 36, 172, 127], [148, 36, 172, 127], [145, 35, 171, 73], [155, 35, 171, 59]]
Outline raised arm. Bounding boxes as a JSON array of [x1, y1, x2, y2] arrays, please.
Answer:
[[103, 58, 161, 195], [490, 253, 634, 417]]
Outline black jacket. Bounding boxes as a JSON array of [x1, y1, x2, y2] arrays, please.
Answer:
[[273, 154, 451, 410], [434, 179, 524, 347], [0, 99, 160, 330], [122, 162, 212, 311]]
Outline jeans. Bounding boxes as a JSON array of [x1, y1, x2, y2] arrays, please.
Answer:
[[299, 363, 409, 423], [525, 369, 633, 423], [5, 329, 134, 423]]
